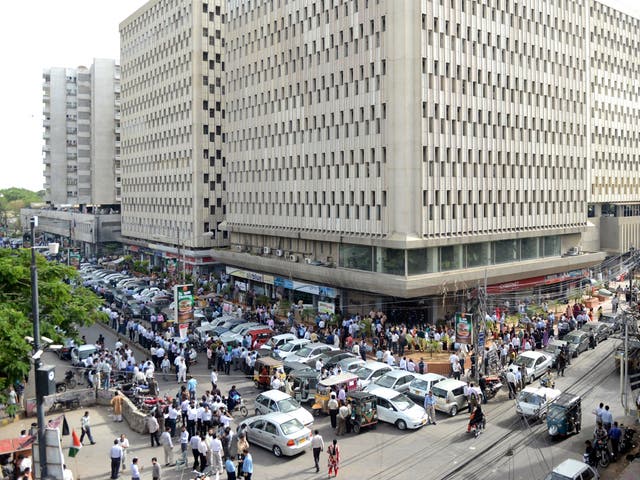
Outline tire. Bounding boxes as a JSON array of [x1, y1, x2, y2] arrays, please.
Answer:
[[56, 383, 66, 393], [240, 406, 248, 417], [396, 420, 407, 430], [450, 406, 458, 417], [68, 378, 77, 389], [272, 445, 283, 457], [352, 422, 361, 434], [599, 452, 610, 468]]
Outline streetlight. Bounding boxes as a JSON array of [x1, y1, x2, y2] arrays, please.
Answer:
[[29, 216, 59, 479]]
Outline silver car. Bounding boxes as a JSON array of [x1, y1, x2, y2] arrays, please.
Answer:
[[364, 370, 417, 394], [245, 412, 312, 457]]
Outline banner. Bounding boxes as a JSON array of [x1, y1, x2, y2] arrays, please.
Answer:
[[174, 284, 194, 324], [318, 301, 335, 314], [178, 323, 189, 340], [455, 313, 472, 345]]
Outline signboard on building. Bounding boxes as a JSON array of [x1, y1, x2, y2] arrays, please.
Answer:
[[318, 301, 335, 314], [455, 313, 472, 345], [174, 284, 194, 324]]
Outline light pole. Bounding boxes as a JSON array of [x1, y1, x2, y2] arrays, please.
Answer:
[[29, 216, 59, 479]]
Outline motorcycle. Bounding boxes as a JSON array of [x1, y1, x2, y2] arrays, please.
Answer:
[[483, 375, 503, 400], [539, 376, 555, 389], [55, 369, 80, 393], [223, 395, 248, 417], [619, 425, 637, 454], [467, 410, 486, 438], [594, 438, 611, 468]]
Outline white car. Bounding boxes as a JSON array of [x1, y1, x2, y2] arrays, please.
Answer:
[[370, 387, 428, 430], [407, 373, 447, 401], [508, 351, 553, 384], [283, 343, 338, 365], [516, 386, 562, 420], [364, 370, 417, 394], [545, 459, 600, 480], [254, 389, 314, 427], [260, 333, 297, 352], [245, 412, 312, 457], [272, 339, 311, 359], [354, 361, 392, 388]]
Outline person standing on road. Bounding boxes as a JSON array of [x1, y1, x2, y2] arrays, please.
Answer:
[[151, 457, 162, 480], [327, 393, 339, 429], [179, 426, 189, 466], [240, 448, 253, 480], [189, 430, 200, 471], [336, 403, 349, 436], [160, 427, 174, 466], [111, 391, 124, 423], [147, 414, 160, 447], [609, 422, 622, 459], [130, 457, 142, 480], [187, 376, 198, 401], [327, 439, 340, 478], [109, 439, 123, 479], [601, 405, 613, 432], [311, 430, 324, 473], [225, 456, 237, 480], [505, 370, 517, 399], [80, 411, 96, 445], [119, 434, 130, 471], [209, 432, 224, 476], [424, 391, 437, 425]]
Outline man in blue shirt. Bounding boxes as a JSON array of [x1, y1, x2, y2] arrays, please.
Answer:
[[608, 422, 622, 459], [187, 376, 198, 400], [241, 448, 253, 479], [424, 391, 437, 425]]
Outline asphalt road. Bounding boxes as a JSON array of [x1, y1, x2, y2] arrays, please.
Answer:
[[40, 323, 629, 480]]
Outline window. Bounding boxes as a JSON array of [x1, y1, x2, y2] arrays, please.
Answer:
[[339, 244, 373, 271], [376, 248, 405, 275]]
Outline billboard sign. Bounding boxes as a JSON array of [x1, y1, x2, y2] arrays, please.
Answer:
[[455, 313, 472, 345], [174, 284, 194, 324]]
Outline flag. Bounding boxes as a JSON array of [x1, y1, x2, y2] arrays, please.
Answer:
[[68, 430, 82, 458]]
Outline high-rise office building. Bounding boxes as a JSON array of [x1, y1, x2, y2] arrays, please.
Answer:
[[119, 0, 227, 273], [220, 0, 610, 308], [43, 58, 121, 207]]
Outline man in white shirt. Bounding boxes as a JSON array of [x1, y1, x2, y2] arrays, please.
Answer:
[[109, 440, 123, 479], [208, 433, 223, 474], [160, 427, 174, 466], [311, 430, 324, 473]]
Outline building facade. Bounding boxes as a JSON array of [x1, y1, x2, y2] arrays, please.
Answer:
[[220, 0, 606, 309], [43, 59, 121, 207], [119, 0, 227, 274]]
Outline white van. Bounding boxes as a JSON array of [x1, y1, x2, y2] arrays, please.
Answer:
[[431, 378, 469, 416], [516, 386, 562, 420]]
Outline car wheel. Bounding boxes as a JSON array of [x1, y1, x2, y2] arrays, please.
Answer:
[[396, 419, 407, 430], [352, 422, 361, 434], [240, 406, 248, 417], [56, 383, 66, 393], [272, 445, 283, 457], [450, 406, 458, 417]]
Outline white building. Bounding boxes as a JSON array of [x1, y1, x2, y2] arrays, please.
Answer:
[[220, 0, 607, 307], [43, 59, 121, 207], [119, 0, 228, 273]]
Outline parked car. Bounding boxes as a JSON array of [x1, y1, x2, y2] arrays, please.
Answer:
[[542, 340, 568, 368], [364, 370, 417, 394], [370, 387, 428, 430], [305, 350, 356, 369], [564, 331, 590, 358], [516, 386, 562, 421], [545, 458, 599, 480], [508, 351, 553, 383], [407, 373, 447, 401], [244, 412, 312, 457], [284, 343, 339, 365], [261, 333, 297, 352], [271, 339, 311, 359], [354, 361, 393, 389], [580, 321, 610, 343], [432, 379, 471, 416], [599, 312, 621, 333], [337, 357, 366, 373], [70, 344, 99, 366], [254, 389, 314, 427]]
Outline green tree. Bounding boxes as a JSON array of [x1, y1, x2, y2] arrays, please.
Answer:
[[0, 248, 104, 398]]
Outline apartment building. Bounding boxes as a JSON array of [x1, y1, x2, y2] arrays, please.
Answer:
[[119, 0, 227, 274], [43, 59, 120, 207], [219, 0, 616, 310]]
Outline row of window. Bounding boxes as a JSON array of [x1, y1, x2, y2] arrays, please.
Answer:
[[338, 236, 562, 276]]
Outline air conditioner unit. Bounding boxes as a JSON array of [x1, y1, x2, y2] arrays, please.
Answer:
[[289, 254, 299, 263], [234, 244, 243, 252], [567, 246, 580, 256], [304, 258, 313, 265], [275, 249, 284, 257], [263, 247, 271, 255]]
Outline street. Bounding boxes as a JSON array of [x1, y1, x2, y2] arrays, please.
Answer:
[[7, 322, 632, 480]]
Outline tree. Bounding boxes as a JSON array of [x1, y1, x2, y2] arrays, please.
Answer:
[[0, 248, 105, 399]]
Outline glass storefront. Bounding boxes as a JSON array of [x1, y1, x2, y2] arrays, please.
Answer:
[[338, 235, 563, 276]]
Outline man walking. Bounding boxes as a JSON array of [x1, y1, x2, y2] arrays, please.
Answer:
[[601, 405, 613, 432], [110, 439, 123, 479], [80, 411, 96, 445], [424, 391, 437, 425], [147, 414, 161, 447], [160, 427, 174, 466], [311, 430, 324, 473]]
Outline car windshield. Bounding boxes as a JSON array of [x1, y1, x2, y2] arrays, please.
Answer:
[[280, 342, 297, 352], [517, 391, 544, 405], [375, 375, 397, 388], [390, 393, 414, 411], [515, 356, 535, 368], [280, 418, 304, 436], [566, 335, 581, 344], [277, 398, 301, 413], [230, 324, 246, 334], [410, 379, 429, 390], [296, 346, 315, 357], [547, 404, 566, 421], [355, 367, 374, 380]]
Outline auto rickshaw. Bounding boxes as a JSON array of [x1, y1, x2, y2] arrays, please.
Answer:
[[288, 365, 321, 405], [253, 356, 283, 390], [347, 391, 378, 434], [312, 372, 359, 415], [546, 392, 581, 437]]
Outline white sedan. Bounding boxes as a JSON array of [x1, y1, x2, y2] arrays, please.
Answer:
[[370, 387, 428, 430], [508, 351, 553, 384]]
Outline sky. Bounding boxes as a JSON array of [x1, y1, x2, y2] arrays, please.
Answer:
[[0, 0, 639, 192]]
